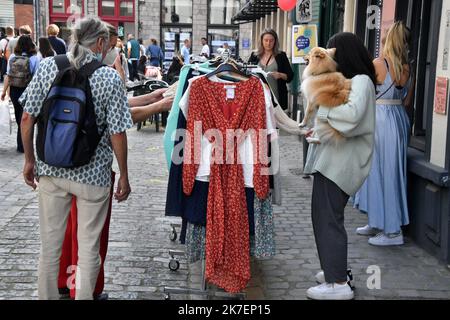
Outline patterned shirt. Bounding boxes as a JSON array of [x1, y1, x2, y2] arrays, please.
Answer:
[[20, 52, 133, 187]]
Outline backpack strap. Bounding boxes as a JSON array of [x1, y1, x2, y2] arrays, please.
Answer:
[[78, 59, 105, 77], [54, 54, 71, 72]]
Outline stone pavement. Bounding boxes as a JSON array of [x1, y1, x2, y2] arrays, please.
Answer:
[[0, 90, 450, 300]]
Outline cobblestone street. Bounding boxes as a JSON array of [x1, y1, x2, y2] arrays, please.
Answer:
[[1, 93, 450, 300]]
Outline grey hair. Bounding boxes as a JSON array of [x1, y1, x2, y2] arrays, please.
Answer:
[[68, 17, 109, 69]]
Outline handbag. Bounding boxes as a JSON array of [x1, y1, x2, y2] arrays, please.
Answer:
[[0, 97, 12, 135]]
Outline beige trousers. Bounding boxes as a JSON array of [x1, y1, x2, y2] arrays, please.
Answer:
[[37, 176, 110, 300]]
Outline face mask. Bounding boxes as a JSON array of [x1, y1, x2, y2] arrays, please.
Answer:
[[95, 52, 103, 62]]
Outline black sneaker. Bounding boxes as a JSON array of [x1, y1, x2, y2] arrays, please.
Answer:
[[94, 293, 109, 300]]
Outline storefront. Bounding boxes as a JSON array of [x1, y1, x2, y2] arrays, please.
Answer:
[[349, 0, 450, 264]]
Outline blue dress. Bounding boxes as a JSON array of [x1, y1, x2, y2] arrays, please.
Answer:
[[353, 61, 410, 234]]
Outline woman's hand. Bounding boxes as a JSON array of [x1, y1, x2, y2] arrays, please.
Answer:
[[269, 71, 287, 81], [1, 92, 6, 101], [150, 88, 168, 102], [305, 128, 314, 138], [158, 96, 174, 112]]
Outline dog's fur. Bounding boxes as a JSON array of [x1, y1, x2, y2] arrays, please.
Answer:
[[300, 47, 352, 144]]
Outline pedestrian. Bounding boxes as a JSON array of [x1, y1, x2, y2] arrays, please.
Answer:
[[248, 28, 294, 110], [19, 16, 133, 300], [103, 24, 126, 83], [181, 38, 191, 65], [127, 33, 140, 81], [138, 38, 146, 57], [354, 22, 414, 246], [115, 38, 129, 80], [200, 37, 210, 59], [146, 38, 164, 67], [165, 53, 183, 84], [7, 25, 32, 55], [37, 37, 56, 61], [47, 24, 67, 55], [137, 55, 147, 78], [1, 35, 40, 153], [0, 26, 14, 82], [303, 32, 377, 300], [56, 87, 174, 300], [217, 42, 231, 59]]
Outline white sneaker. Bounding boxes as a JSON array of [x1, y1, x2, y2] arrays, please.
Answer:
[[306, 283, 354, 300], [315, 270, 353, 284], [356, 224, 379, 236], [368, 232, 404, 246]]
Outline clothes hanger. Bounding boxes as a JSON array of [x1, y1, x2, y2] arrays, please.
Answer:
[[206, 58, 250, 80]]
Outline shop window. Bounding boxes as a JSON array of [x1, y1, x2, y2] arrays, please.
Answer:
[[208, 28, 238, 59], [161, 27, 192, 71], [208, 0, 240, 25], [50, 0, 83, 16], [120, 0, 134, 17], [161, 0, 193, 24], [52, 1, 65, 14], [100, 0, 115, 16], [99, 0, 134, 18]]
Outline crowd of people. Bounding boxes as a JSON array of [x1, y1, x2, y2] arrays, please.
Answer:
[[0, 15, 413, 301]]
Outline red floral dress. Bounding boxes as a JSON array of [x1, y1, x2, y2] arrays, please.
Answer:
[[183, 76, 269, 293]]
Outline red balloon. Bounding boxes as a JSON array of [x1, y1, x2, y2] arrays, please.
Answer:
[[278, 0, 297, 11]]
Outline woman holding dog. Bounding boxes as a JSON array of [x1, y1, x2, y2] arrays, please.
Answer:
[[303, 33, 377, 300], [248, 28, 294, 110], [354, 22, 413, 246]]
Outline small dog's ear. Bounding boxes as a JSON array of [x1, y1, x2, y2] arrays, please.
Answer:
[[326, 48, 337, 57]]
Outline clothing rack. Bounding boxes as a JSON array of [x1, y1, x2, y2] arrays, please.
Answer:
[[162, 61, 258, 300]]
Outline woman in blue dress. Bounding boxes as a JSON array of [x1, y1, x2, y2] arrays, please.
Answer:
[[354, 22, 414, 246]]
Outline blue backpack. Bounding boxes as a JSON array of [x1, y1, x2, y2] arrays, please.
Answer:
[[36, 55, 106, 168]]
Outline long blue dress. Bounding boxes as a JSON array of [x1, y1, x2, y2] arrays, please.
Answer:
[[353, 60, 410, 234]]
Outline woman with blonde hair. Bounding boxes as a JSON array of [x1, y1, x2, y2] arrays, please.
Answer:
[[354, 21, 414, 246]]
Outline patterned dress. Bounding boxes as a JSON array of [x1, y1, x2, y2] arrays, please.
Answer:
[[183, 76, 270, 293]]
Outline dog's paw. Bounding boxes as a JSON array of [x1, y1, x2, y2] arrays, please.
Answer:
[[306, 137, 322, 144]]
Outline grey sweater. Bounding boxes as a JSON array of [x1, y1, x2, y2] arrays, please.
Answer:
[[304, 74, 376, 196]]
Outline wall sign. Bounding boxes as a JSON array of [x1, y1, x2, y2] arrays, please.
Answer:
[[242, 38, 250, 49], [291, 24, 317, 64], [296, 0, 312, 23], [434, 77, 448, 115]]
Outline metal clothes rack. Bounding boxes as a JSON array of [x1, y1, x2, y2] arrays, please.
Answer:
[[162, 60, 257, 300]]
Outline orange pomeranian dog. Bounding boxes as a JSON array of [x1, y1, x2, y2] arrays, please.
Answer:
[[300, 47, 352, 144]]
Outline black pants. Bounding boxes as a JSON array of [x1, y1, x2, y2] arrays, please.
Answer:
[[311, 172, 349, 283], [9, 86, 25, 152], [0, 58, 7, 81], [128, 59, 138, 81]]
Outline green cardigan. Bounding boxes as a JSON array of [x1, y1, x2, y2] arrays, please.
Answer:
[[304, 74, 376, 196]]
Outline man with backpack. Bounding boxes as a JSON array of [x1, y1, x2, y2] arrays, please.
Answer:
[[19, 17, 132, 300], [0, 26, 14, 82]]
